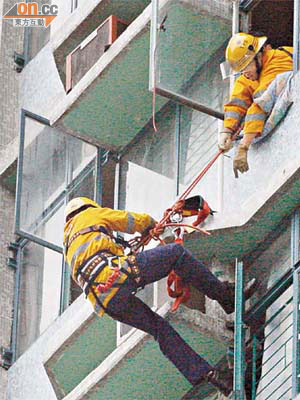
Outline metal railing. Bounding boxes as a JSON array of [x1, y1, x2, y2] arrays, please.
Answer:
[[234, 260, 300, 399]]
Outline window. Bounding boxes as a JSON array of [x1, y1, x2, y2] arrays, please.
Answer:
[[16, 240, 64, 357], [15, 110, 99, 357], [16, 110, 98, 251]]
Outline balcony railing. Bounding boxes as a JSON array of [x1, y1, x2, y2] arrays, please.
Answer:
[[234, 260, 300, 399]]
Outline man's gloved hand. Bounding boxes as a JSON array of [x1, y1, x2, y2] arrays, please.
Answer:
[[150, 223, 165, 238], [218, 131, 233, 152], [233, 144, 249, 178]]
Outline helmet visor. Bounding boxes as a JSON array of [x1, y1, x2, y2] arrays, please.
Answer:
[[220, 60, 239, 80]]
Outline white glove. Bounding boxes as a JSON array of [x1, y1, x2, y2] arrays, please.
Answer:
[[218, 131, 233, 152]]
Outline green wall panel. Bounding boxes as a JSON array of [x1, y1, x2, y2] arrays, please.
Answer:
[[62, 32, 167, 151], [85, 320, 226, 400], [158, 4, 231, 96], [47, 315, 116, 397]]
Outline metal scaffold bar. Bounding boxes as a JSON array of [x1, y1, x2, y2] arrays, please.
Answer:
[[292, 210, 300, 398], [234, 260, 246, 400]]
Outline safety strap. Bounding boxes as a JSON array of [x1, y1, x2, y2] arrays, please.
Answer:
[[76, 249, 120, 312], [277, 47, 293, 59], [77, 250, 141, 312], [89, 284, 107, 312], [64, 225, 131, 255], [75, 249, 110, 281]]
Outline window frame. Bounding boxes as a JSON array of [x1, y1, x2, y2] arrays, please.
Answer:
[[15, 109, 101, 254]]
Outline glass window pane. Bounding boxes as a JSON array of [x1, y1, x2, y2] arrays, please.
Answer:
[[256, 222, 291, 289], [179, 107, 219, 185], [156, 0, 231, 108], [247, 218, 291, 305], [18, 115, 97, 248], [178, 106, 220, 212], [67, 166, 97, 202], [17, 241, 63, 357]]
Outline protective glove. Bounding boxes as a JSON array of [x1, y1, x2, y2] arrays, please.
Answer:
[[218, 131, 233, 152], [150, 223, 165, 238], [233, 144, 249, 178], [141, 219, 157, 238]]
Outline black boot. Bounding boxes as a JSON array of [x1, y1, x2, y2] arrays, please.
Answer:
[[206, 367, 233, 397], [219, 278, 260, 314]]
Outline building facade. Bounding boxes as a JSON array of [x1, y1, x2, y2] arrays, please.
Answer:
[[1, 0, 300, 399], [0, 0, 24, 398]]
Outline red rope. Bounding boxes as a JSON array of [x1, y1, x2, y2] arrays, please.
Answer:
[[155, 127, 243, 232], [178, 149, 223, 201]]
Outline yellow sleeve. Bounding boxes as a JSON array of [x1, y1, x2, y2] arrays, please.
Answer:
[[244, 102, 267, 136], [224, 76, 256, 131], [244, 48, 293, 136], [96, 207, 156, 235]]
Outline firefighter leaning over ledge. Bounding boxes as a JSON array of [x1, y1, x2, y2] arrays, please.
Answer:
[[219, 32, 293, 176], [64, 197, 258, 396]]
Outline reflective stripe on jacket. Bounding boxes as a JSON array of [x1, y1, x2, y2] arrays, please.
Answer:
[[64, 207, 156, 316], [224, 47, 293, 136]]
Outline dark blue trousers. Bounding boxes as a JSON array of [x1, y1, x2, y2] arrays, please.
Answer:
[[105, 243, 226, 385]]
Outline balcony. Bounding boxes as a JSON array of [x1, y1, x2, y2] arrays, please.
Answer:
[[52, 0, 151, 93], [180, 71, 300, 265], [65, 16, 129, 93], [51, 0, 168, 151]]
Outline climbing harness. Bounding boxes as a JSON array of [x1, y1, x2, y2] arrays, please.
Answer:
[[67, 124, 239, 313], [73, 249, 141, 312], [65, 225, 139, 312]]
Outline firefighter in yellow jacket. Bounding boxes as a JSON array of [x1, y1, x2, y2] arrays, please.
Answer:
[[64, 197, 258, 396], [218, 32, 293, 175]]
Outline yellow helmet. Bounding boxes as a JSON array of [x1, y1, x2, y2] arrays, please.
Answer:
[[225, 33, 267, 72], [64, 197, 99, 221]]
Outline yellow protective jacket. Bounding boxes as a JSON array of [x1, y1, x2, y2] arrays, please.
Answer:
[[64, 206, 156, 316], [224, 47, 293, 136]]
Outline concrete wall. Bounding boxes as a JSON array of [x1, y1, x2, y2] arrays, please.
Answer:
[[50, 0, 94, 40], [0, 185, 16, 400], [20, 0, 154, 123], [0, 1, 23, 146], [183, 72, 300, 233], [5, 1, 300, 399], [7, 295, 94, 400], [0, 1, 24, 398], [7, 70, 300, 400], [6, 293, 169, 400]]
